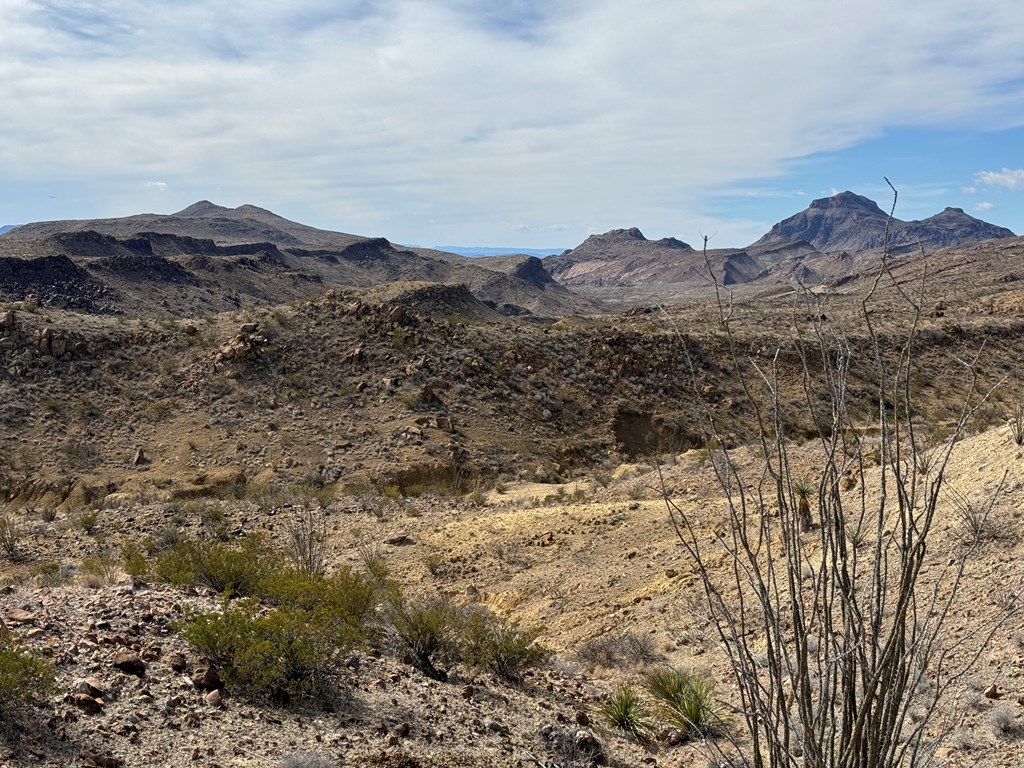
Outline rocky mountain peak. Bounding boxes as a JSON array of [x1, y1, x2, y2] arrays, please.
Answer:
[[174, 200, 231, 217], [597, 227, 647, 242], [808, 191, 884, 214], [754, 191, 1014, 252]]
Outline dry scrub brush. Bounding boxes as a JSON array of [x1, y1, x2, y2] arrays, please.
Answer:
[[660, 181, 1018, 768]]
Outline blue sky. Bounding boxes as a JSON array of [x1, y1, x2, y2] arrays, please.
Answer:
[[1, 0, 1022, 249]]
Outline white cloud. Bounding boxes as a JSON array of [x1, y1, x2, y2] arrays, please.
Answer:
[[146, 181, 169, 192], [1, 1, 1024, 245], [975, 168, 1024, 190], [961, 185, 978, 194], [974, 201, 995, 212]]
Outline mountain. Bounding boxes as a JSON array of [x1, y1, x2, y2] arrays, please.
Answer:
[[541, 194, 1017, 300], [544, 228, 697, 286], [0, 225, 15, 235], [4, 200, 366, 249], [753, 191, 1015, 252], [0, 202, 602, 317]]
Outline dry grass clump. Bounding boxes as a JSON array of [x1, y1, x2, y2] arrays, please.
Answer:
[[576, 630, 660, 670]]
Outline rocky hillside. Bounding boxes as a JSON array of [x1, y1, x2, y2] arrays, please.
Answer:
[[4, 277, 1024, 766], [752, 190, 1016, 252], [0, 204, 602, 318]]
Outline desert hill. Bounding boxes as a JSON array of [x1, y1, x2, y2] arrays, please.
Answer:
[[0, 203, 602, 318], [3, 267, 1024, 766]]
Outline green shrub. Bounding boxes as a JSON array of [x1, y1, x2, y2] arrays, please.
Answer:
[[258, 568, 380, 647], [77, 508, 100, 535], [153, 535, 280, 597], [459, 608, 551, 682], [643, 667, 725, 737], [598, 684, 652, 740], [387, 597, 461, 681], [33, 561, 72, 587], [181, 600, 349, 710], [0, 639, 55, 710], [121, 541, 148, 578]]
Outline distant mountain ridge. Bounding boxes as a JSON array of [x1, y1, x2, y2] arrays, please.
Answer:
[[753, 191, 1014, 252], [430, 245, 564, 258], [0, 202, 603, 317], [0, 225, 15, 235], [543, 192, 1017, 294]]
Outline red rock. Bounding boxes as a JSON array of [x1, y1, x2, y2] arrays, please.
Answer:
[[6, 608, 34, 625], [76, 677, 106, 698], [191, 665, 222, 691], [71, 693, 104, 714], [112, 650, 147, 677]]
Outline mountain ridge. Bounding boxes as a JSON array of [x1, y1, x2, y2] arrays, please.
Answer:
[[542, 192, 1016, 295], [753, 191, 1014, 252], [0, 203, 603, 317]]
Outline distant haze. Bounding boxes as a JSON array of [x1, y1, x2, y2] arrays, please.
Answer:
[[428, 246, 565, 258], [0, 225, 16, 235]]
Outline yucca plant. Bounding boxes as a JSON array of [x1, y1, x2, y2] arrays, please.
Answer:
[[643, 667, 725, 738], [792, 479, 814, 532], [597, 684, 652, 740]]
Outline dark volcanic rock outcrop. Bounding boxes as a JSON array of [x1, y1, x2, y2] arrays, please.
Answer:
[[0, 254, 114, 310]]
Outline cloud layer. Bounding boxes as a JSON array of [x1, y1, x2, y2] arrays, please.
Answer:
[[976, 169, 1024, 190], [2, 0, 1023, 245]]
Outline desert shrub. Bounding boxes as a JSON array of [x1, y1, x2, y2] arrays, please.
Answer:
[[199, 504, 229, 540], [792, 478, 814, 532], [258, 567, 381, 647], [989, 704, 1019, 736], [1011, 399, 1024, 446], [121, 541, 148, 578], [0, 639, 55, 711], [387, 597, 462, 681], [643, 667, 725, 737], [355, 537, 390, 582], [0, 513, 20, 556], [598, 685, 652, 740], [181, 600, 350, 710], [948, 484, 1012, 546], [459, 608, 551, 682], [576, 631, 660, 669], [153, 535, 281, 597], [285, 507, 328, 577], [80, 550, 119, 588], [76, 508, 99, 535], [33, 561, 74, 587]]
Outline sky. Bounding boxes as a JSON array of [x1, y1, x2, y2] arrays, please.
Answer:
[[1, 0, 1023, 250]]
